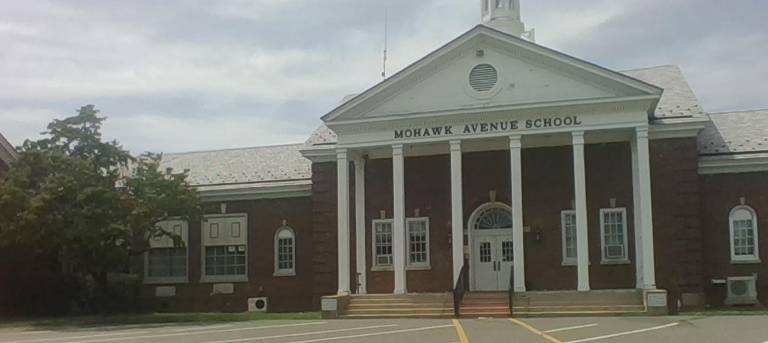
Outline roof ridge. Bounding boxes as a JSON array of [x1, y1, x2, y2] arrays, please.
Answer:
[[165, 142, 305, 156], [620, 64, 678, 73], [708, 108, 768, 115]]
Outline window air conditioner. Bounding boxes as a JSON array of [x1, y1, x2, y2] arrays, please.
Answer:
[[725, 275, 758, 306], [248, 297, 268, 312]]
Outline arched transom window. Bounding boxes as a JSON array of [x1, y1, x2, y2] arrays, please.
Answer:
[[274, 226, 296, 276], [729, 206, 760, 263], [473, 205, 513, 230]]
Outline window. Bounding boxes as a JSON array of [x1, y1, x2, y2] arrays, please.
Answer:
[[407, 218, 430, 269], [274, 226, 296, 276], [148, 248, 187, 278], [730, 206, 760, 263], [495, 0, 504, 8], [474, 206, 513, 230], [145, 220, 188, 284], [202, 214, 248, 282], [600, 208, 629, 263], [561, 211, 577, 265], [372, 220, 393, 269]]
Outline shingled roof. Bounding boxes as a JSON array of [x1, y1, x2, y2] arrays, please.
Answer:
[[698, 110, 768, 156], [160, 143, 311, 188]]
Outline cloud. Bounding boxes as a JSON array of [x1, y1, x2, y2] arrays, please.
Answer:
[[0, 0, 766, 153]]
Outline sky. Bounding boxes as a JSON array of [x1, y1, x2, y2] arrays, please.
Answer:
[[0, 0, 766, 154]]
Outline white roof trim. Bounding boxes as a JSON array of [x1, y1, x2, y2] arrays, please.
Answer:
[[699, 153, 768, 175], [0, 133, 17, 166], [322, 25, 662, 123], [326, 95, 660, 127], [197, 180, 311, 202]]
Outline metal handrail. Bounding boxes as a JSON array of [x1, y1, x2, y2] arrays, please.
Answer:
[[508, 264, 514, 316], [453, 263, 469, 317]]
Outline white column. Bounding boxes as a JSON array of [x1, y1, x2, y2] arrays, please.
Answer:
[[636, 127, 657, 289], [392, 144, 407, 294], [336, 149, 351, 295], [450, 140, 464, 285], [631, 138, 644, 289], [509, 135, 526, 292], [353, 157, 367, 294], [572, 132, 590, 292]]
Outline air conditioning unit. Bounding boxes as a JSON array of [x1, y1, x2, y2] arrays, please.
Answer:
[[725, 275, 758, 306], [248, 297, 268, 312]]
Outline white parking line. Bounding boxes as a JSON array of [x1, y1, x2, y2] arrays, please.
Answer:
[[6, 331, 152, 343], [285, 324, 456, 343], [202, 324, 399, 343], [544, 324, 598, 333], [6, 331, 55, 336], [168, 324, 234, 332], [565, 322, 680, 343], [67, 322, 327, 343]]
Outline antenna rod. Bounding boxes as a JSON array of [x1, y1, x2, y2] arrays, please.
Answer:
[[382, 8, 388, 79]]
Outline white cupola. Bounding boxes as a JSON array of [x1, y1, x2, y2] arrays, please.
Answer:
[[481, 0, 528, 38]]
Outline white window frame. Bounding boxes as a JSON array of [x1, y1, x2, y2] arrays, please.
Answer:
[[406, 217, 431, 270], [561, 210, 577, 266], [371, 219, 394, 271], [144, 219, 189, 285], [729, 205, 761, 264], [274, 226, 296, 276], [600, 208, 630, 264], [201, 213, 248, 283]]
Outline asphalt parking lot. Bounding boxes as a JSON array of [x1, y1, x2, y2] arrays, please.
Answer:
[[0, 316, 766, 343]]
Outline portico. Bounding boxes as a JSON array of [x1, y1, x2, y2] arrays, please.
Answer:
[[321, 22, 665, 296], [334, 124, 658, 295]]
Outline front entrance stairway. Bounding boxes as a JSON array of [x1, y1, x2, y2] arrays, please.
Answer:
[[336, 289, 648, 318], [512, 289, 646, 317], [342, 293, 454, 319]]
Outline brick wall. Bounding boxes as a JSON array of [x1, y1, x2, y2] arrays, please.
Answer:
[[700, 171, 768, 306], [649, 138, 705, 302], [140, 196, 314, 313]]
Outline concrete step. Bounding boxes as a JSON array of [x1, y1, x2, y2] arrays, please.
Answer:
[[349, 302, 453, 309], [341, 313, 455, 319], [513, 305, 645, 312], [347, 307, 453, 314]]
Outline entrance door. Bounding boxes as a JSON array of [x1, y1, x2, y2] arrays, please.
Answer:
[[472, 233, 514, 291]]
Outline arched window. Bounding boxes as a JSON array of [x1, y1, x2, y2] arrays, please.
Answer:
[[730, 206, 760, 263], [473, 205, 513, 230], [274, 226, 296, 276]]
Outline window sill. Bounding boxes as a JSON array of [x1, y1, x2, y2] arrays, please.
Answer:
[[371, 266, 393, 272], [730, 258, 761, 265], [200, 275, 248, 283], [273, 271, 297, 277], [406, 265, 432, 271], [601, 259, 631, 265], [143, 277, 188, 285], [561, 261, 577, 267]]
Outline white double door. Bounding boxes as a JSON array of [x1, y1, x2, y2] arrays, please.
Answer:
[[472, 230, 515, 291]]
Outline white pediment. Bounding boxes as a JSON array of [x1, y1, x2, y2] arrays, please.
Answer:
[[323, 26, 661, 123]]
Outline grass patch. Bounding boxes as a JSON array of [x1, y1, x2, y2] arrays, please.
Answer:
[[1, 312, 321, 329]]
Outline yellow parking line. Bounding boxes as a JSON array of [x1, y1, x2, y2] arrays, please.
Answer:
[[452, 319, 470, 343], [509, 318, 563, 343]]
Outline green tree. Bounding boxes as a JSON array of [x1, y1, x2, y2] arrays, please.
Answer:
[[0, 105, 201, 312]]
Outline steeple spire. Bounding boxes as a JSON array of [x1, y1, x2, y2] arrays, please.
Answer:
[[481, 0, 533, 40]]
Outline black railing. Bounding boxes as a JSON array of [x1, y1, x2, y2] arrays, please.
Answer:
[[508, 264, 515, 316], [453, 263, 469, 317]]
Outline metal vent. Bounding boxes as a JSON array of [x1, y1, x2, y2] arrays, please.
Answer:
[[469, 64, 498, 92]]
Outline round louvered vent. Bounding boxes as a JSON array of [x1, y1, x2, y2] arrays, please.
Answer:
[[469, 64, 498, 92], [730, 280, 748, 296]]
